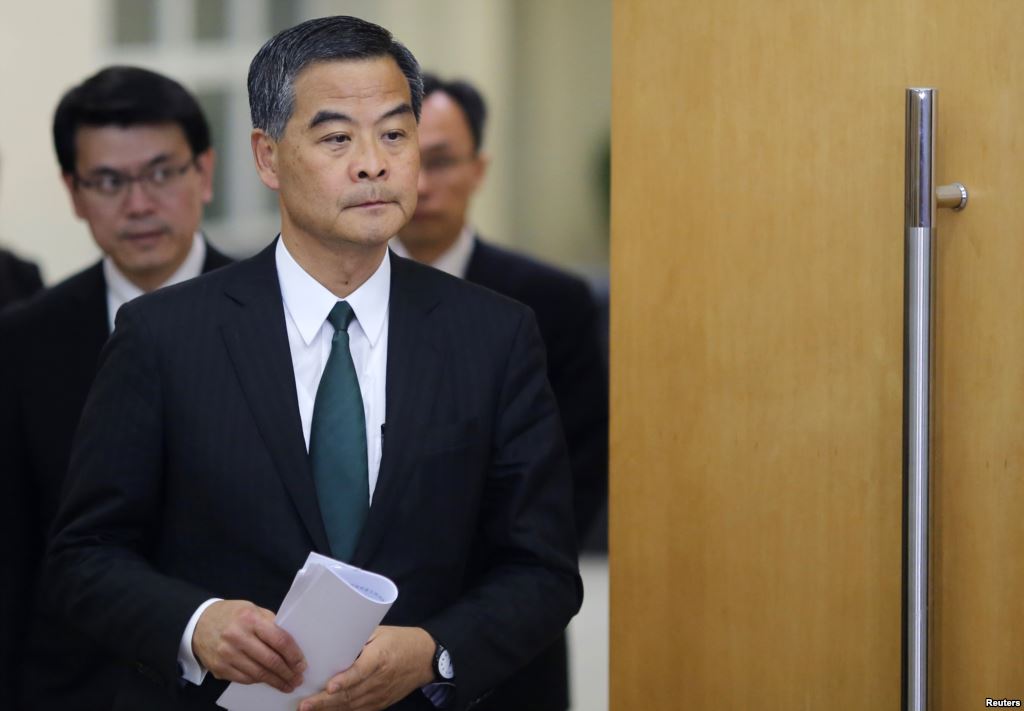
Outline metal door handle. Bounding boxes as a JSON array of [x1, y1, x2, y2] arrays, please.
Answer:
[[903, 87, 967, 711]]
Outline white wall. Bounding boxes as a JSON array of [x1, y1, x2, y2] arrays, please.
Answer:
[[0, 3, 104, 282]]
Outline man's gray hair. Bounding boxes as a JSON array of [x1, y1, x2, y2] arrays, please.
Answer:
[[248, 15, 423, 139]]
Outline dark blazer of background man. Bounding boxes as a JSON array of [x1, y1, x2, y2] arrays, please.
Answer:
[[0, 248, 43, 310], [395, 74, 607, 711], [0, 152, 46, 311], [47, 17, 580, 711], [0, 66, 229, 711]]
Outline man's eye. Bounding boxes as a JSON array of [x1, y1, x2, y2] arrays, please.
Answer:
[[384, 131, 404, 141], [423, 157, 457, 172], [148, 167, 172, 184], [325, 134, 350, 145], [98, 174, 125, 192]]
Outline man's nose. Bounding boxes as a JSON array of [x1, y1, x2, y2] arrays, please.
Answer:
[[122, 179, 157, 215], [353, 142, 388, 181]]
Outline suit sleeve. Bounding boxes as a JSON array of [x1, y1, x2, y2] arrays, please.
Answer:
[[544, 280, 609, 544], [46, 302, 214, 693], [420, 308, 583, 710], [0, 317, 42, 706]]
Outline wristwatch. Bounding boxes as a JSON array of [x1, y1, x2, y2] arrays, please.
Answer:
[[433, 642, 455, 683]]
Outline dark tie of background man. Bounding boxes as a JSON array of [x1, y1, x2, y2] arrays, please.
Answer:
[[309, 301, 369, 561]]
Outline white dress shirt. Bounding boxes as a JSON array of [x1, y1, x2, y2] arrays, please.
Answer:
[[177, 237, 390, 684], [103, 231, 207, 332], [391, 224, 475, 278]]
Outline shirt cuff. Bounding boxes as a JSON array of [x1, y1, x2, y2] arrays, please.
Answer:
[[422, 682, 455, 708], [177, 598, 222, 685]]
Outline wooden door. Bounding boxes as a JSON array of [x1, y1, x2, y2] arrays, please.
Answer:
[[610, 1, 1024, 709]]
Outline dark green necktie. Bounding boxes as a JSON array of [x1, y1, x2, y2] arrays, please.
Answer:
[[310, 301, 368, 561]]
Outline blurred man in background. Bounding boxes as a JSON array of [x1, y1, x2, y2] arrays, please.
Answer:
[[0, 154, 44, 310], [395, 73, 608, 711], [0, 247, 42, 311], [0, 66, 230, 710]]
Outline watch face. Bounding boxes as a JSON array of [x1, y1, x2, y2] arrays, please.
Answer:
[[437, 648, 454, 680]]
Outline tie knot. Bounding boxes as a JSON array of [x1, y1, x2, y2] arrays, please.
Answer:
[[327, 301, 355, 333]]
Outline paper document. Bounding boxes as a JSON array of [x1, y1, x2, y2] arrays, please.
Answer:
[[217, 552, 398, 710]]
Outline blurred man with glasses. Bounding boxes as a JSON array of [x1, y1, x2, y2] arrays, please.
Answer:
[[0, 66, 230, 710]]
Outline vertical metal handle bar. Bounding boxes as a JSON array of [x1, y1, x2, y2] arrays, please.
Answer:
[[904, 87, 935, 711]]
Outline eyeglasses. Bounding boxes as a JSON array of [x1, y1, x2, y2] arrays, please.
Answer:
[[421, 154, 476, 175], [74, 158, 197, 198]]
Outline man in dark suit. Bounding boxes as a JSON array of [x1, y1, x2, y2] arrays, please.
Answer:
[[0, 67, 230, 710], [0, 247, 43, 310], [47, 17, 580, 711], [0, 153, 45, 310], [395, 74, 608, 711]]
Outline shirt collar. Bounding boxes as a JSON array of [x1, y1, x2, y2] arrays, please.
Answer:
[[390, 224, 475, 279], [275, 236, 391, 347], [104, 231, 206, 307]]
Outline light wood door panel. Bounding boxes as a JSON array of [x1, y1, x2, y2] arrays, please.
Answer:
[[610, 1, 1024, 708]]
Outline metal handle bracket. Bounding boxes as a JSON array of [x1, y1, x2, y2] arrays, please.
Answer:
[[936, 182, 968, 211]]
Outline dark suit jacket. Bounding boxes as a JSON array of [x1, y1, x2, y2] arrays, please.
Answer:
[[46, 243, 582, 711], [0, 248, 43, 311], [0, 243, 231, 711], [464, 237, 608, 711]]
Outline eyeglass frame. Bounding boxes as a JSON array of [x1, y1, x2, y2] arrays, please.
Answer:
[[73, 156, 200, 198], [420, 153, 480, 176]]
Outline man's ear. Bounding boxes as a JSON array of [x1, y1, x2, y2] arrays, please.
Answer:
[[469, 151, 490, 194], [251, 129, 281, 191], [193, 148, 216, 204], [61, 172, 88, 220]]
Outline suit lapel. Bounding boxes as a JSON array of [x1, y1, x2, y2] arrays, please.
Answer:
[[462, 234, 487, 283], [219, 243, 330, 554], [201, 241, 234, 272], [72, 263, 115, 378], [352, 253, 443, 566]]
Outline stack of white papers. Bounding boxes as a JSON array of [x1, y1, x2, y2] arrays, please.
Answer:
[[217, 552, 398, 710]]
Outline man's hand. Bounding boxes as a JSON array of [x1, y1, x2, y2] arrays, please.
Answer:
[[298, 625, 436, 711], [193, 599, 306, 692]]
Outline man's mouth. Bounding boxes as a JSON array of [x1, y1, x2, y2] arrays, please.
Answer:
[[123, 228, 166, 241]]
